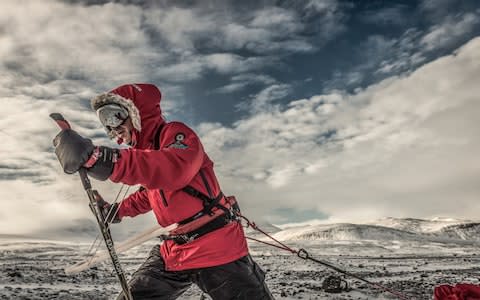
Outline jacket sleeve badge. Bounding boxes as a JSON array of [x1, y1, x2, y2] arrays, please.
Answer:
[[167, 133, 189, 149]]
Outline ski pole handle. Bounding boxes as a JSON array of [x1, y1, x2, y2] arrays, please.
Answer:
[[49, 113, 71, 130], [50, 113, 93, 190]]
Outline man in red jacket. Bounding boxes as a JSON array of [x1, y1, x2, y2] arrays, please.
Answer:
[[53, 83, 274, 299]]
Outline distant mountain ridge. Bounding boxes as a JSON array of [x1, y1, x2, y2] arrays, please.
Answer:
[[7, 217, 479, 245], [271, 217, 480, 244], [366, 217, 472, 233]]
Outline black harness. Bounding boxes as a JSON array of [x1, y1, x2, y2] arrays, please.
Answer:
[[153, 124, 239, 245]]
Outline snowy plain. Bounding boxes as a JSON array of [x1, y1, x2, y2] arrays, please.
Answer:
[[1, 217, 479, 300]]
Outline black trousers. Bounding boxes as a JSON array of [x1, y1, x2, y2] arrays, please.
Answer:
[[117, 245, 275, 300]]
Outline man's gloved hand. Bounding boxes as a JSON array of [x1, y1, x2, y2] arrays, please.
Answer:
[[53, 129, 118, 181], [93, 190, 122, 224], [53, 129, 94, 174]]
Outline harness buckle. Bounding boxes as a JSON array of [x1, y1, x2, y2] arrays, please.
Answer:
[[177, 234, 198, 244]]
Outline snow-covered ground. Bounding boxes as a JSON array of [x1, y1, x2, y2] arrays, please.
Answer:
[[1, 218, 479, 299]]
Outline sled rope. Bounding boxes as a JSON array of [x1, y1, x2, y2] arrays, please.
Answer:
[[104, 184, 131, 225], [84, 184, 131, 266], [240, 215, 411, 300]]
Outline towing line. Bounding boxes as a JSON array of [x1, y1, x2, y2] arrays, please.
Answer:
[[239, 214, 412, 300]]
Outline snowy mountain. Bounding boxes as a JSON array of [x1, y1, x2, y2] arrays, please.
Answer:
[[272, 223, 421, 241], [436, 222, 480, 241], [367, 217, 480, 242], [270, 218, 480, 244], [366, 217, 471, 233]]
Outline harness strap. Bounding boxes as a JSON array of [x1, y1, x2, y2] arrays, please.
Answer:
[[153, 123, 165, 150], [180, 188, 225, 223], [161, 213, 233, 245], [200, 170, 213, 198], [196, 170, 231, 216]]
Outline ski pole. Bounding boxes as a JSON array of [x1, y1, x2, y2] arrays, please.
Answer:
[[50, 113, 133, 300]]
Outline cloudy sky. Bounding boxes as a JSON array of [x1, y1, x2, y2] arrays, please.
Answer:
[[1, 0, 479, 237]]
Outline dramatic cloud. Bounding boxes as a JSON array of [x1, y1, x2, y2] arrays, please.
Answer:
[[326, 9, 480, 92], [214, 74, 276, 94], [421, 12, 480, 51], [0, 1, 153, 90], [199, 37, 480, 223], [420, 0, 459, 20], [360, 5, 410, 26]]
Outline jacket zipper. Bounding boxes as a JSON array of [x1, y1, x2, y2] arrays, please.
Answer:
[[160, 189, 168, 207]]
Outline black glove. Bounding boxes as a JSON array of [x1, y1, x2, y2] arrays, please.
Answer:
[[53, 129, 117, 181], [93, 190, 121, 224], [86, 146, 118, 181], [53, 129, 94, 174]]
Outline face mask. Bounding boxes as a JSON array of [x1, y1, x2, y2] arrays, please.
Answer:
[[97, 104, 129, 131]]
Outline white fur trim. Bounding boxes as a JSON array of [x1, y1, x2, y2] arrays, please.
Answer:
[[91, 93, 142, 137]]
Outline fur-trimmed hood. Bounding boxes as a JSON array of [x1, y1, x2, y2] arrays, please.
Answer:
[[91, 83, 164, 148], [91, 92, 142, 138]]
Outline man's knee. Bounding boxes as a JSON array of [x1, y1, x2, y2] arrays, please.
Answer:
[[116, 274, 191, 300], [197, 255, 275, 299], [115, 245, 192, 300], [243, 257, 274, 299]]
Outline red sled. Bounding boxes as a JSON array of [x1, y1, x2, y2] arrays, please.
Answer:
[[434, 283, 480, 300]]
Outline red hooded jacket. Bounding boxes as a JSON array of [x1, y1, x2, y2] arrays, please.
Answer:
[[93, 83, 248, 271]]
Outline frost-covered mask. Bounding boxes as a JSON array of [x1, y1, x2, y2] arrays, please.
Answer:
[[97, 104, 129, 132]]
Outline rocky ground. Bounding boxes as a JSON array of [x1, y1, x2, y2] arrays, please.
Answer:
[[0, 240, 479, 299]]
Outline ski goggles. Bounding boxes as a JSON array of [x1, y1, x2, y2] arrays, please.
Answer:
[[96, 104, 129, 130]]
